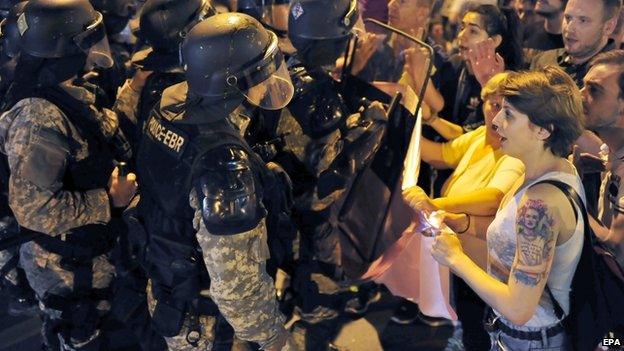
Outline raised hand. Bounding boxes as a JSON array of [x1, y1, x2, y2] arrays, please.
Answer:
[[467, 38, 505, 86], [351, 32, 385, 75]]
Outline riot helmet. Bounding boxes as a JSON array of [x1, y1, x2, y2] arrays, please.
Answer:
[[90, 0, 138, 34], [181, 12, 294, 110], [0, 0, 20, 18], [137, 0, 214, 53], [237, 0, 290, 38], [0, 1, 26, 58], [288, 0, 358, 67], [18, 0, 113, 68]]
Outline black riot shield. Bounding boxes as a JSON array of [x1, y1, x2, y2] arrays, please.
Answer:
[[331, 20, 434, 278]]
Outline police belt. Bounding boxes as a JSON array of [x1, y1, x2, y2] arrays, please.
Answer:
[[484, 308, 565, 341], [0, 228, 41, 251], [33, 229, 116, 263]]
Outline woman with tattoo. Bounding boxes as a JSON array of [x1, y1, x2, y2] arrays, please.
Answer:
[[429, 66, 586, 350]]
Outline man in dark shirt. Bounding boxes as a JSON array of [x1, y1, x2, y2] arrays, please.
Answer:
[[531, 0, 621, 215], [530, 0, 620, 87], [523, 0, 566, 61]]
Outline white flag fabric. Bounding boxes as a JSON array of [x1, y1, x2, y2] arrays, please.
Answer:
[[361, 91, 457, 320]]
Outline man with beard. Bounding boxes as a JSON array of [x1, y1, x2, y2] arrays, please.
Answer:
[[578, 50, 624, 270], [531, 0, 621, 216], [577, 50, 624, 343], [523, 0, 566, 60], [530, 0, 620, 87]]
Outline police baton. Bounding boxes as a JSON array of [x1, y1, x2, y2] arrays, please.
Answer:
[[117, 161, 129, 178]]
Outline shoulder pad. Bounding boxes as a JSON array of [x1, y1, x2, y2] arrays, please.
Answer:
[[288, 81, 348, 138], [195, 145, 265, 235]]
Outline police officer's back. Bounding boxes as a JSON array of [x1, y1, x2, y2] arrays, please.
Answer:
[[117, 0, 215, 149]]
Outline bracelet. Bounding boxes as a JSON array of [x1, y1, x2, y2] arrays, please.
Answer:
[[457, 213, 470, 234]]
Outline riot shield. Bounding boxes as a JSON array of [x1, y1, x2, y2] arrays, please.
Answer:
[[330, 20, 434, 279]]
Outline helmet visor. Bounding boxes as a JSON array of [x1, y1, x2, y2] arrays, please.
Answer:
[[73, 12, 114, 68], [181, 2, 216, 38], [224, 31, 294, 109], [241, 59, 294, 110], [261, 3, 289, 35]]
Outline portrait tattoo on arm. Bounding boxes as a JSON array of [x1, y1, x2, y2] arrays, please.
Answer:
[[511, 199, 556, 287]]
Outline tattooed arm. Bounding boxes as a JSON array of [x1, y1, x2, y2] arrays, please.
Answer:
[[431, 184, 575, 326]]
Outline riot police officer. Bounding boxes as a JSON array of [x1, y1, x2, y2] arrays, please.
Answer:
[[237, 0, 295, 55], [0, 0, 139, 349], [0, 0, 24, 99], [261, 0, 386, 322], [86, 0, 139, 106], [135, 12, 295, 350], [0, 0, 39, 318], [0, 0, 19, 18], [117, 0, 215, 149]]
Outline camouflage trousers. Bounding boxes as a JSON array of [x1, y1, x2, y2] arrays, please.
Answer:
[[195, 219, 290, 350], [0, 217, 20, 285], [146, 281, 217, 351], [19, 241, 115, 350], [0, 247, 18, 285]]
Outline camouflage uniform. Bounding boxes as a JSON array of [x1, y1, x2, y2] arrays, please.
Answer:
[[267, 62, 385, 266], [145, 281, 217, 351], [192, 214, 286, 349], [136, 82, 291, 350], [0, 83, 133, 350], [144, 217, 286, 351]]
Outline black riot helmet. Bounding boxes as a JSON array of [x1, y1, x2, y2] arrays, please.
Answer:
[[0, 0, 20, 18], [90, 0, 138, 34], [237, 0, 290, 37], [181, 12, 294, 111], [18, 0, 114, 68], [137, 0, 214, 53], [288, 0, 358, 67], [0, 1, 26, 58]]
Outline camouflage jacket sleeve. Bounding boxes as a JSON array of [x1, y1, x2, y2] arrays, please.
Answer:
[[190, 189, 288, 350], [4, 98, 110, 236]]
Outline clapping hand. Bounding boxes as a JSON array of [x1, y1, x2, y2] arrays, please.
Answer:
[[467, 38, 505, 86]]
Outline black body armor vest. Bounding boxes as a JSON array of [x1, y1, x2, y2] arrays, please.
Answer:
[[135, 86, 270, 336]]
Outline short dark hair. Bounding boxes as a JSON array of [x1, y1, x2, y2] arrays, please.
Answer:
[[499, 66, 584, 158], [589, 50, 624, 99], [601, 0, 622, 20]]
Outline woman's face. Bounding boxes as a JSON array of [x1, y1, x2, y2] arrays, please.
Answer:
[[491, 98, 539, 158], [457, 12, 490, 60], [483, 94, 503, 148]]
